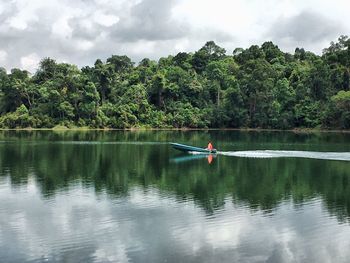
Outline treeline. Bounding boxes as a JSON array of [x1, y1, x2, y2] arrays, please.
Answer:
[[0, 35, 349, 129]]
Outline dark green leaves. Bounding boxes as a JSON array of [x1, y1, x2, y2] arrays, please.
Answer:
[[0, 36, 349, 129]]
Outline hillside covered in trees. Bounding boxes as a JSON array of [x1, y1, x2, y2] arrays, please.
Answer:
[[0, 36, 349, 129]]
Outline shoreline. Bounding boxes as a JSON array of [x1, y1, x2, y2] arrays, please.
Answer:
[[0, 127, 349, 133]]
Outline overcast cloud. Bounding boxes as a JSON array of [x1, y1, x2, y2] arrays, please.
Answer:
[[0, 0, 349, 72]]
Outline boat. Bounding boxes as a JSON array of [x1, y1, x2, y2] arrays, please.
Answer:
[[170, 143, 217, 154]]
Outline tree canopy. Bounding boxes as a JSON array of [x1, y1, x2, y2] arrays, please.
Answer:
[[0, 36, 349, 129]]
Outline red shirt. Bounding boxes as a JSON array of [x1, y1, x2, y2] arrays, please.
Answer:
[[207, 143, 213, 150]]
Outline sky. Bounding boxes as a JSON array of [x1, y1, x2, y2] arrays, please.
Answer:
[[0, 0, 349, 72]]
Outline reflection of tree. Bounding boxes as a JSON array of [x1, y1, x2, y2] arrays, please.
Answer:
[[0, 131, 349, 221]]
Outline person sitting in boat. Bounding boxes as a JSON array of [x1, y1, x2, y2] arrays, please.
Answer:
[[206, 141, 213, 151]]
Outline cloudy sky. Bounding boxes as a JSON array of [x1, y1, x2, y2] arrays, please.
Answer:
[[0, 0, 349, 72]]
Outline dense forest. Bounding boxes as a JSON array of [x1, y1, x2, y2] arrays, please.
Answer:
[[0, 35, 349, 129]]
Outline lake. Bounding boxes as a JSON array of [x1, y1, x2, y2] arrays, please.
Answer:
[[0, 130, 350, 263]]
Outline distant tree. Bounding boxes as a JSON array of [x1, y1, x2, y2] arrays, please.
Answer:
[[192, 41, 226, 73], [106, 55, 134, 73]]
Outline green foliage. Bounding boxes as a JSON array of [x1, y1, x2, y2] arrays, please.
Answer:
[[325, 90, 350, 128], [0, 104, 34, 128], [0, 36, 349, 129]]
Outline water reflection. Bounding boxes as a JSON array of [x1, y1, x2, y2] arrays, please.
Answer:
[[1, 180, 350, 262], [0, 131, 349, 262], [0, 131, 349, 218], [170, 154, 216, 164]]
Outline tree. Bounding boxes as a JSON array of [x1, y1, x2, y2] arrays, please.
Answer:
[[149, 73, 167, 109], [1, 69, 31, 112], [206, 61, 225, 107], [192, 41, 226, 73], [93, 59, 113, 104], [328, 90, 350, 128], [34, 58, 57, 83], [106, 55, 134, 73], [173, 52, 192, 70], [79, 81, 100, 122], [0, 35, 349, 129], [0, 104, 33, 128], [261, 41, 284, 63]]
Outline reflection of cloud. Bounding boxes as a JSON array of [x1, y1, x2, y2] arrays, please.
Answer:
[[171, 203, 247, 251], [1, 180, 350, 262]]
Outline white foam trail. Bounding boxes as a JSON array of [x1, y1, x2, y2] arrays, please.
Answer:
[[188, 151, 206, 155], [218, 150, 350, 161]]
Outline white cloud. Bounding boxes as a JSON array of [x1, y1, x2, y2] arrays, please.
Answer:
[[8, 16, 28, 30], [20, 53, 40, 72], [93, 11, 119, 27], [0, 50, 7, 64], [76, 39, 94, 51], [51, 16, 73, 39], [0, 0, 349, 71], [174, 39, 190, 52]]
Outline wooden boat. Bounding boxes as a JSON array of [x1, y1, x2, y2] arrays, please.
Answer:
[[170, 143, 217, 154]]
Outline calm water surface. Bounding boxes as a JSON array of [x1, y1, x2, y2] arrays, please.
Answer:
[[0, 130, 350, 263]]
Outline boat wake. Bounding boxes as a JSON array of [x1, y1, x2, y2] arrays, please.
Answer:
[[218, 150, 350, 161], [188, 151, 210, 155]]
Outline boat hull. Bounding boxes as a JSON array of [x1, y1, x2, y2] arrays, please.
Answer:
[[170, 143, 217, 154]]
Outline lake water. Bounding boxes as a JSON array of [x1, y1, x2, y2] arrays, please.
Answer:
[[0, 130, 350, 263]]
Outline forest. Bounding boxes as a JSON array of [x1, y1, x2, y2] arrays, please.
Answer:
[[0, 35, 349, 129]]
